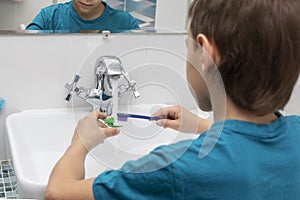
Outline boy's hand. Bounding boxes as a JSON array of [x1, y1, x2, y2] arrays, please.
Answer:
[[152, 105, 211, 134], [72, 110, 120, 151]]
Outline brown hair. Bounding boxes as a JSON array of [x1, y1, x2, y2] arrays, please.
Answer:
[[189, 0, 300, 115]]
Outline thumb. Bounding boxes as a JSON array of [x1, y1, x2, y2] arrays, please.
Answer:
[[156, 119, 179, 130], [103, 128, 120, 138]]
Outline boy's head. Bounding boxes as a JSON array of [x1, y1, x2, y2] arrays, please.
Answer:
[[187, 0, 300, 116]]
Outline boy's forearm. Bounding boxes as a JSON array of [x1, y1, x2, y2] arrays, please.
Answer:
[[198, 118, 211, 134], [45, 141, 95, 199], [51, 141, 88, 180]]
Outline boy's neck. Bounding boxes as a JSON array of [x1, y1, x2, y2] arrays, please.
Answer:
[[223, 97, 278, 124]]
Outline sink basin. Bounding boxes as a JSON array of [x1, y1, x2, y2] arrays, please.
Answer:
[[5, 105, 206, 199]]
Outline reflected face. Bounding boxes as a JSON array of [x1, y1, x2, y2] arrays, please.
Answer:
[[73, 0, 103, 19], [186, 32, 212, 111]]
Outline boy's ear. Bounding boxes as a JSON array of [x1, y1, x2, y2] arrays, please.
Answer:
[[196, 34, 221, 66]]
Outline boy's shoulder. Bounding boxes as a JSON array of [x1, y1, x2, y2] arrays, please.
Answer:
[[41, 1, 71, 15], [286, 115, 300, 126], [103, 3, 139, 29], [105, 3, 135, 20]]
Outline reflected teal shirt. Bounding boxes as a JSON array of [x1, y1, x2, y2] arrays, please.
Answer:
[[26, 1, 139, 32], [93, 115, 300, 199]]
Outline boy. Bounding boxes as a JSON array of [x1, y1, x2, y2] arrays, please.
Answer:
[[26, 0, 139, 32], [45, 0, 300, 199]]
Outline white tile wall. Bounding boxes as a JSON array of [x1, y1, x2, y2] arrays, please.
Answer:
[[284, 78, 300, 115], [155, 0, 191, 32], [0, 33, 199, 159], [0, 0, 52, 30]]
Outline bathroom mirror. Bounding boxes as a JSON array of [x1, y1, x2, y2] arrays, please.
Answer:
[[0, 0, 191, 34]]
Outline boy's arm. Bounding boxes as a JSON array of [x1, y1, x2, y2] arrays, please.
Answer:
[[44, 140, 95, 200], [26, 11, 45, 30], [152, 105, 211, 134], [129, 15, 140, 30], [44, 111, 120, 200]]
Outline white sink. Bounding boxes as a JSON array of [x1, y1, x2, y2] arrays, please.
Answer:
[[5, 105, 206, 199]]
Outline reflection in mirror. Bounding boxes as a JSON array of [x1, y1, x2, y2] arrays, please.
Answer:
[[0, 0, 157, 33], [0, 0, 191, 33]]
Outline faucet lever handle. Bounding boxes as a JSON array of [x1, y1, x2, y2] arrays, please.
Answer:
[[65, 74, 81, 101], [133, 90, 141, 98], [120, 74, 140, 98], [128, 80, 140, 98]]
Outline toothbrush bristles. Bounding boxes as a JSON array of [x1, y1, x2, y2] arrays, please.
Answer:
[[117, 116, 128, 122]]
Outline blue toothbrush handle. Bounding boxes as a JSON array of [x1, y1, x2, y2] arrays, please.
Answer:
[[130, 114, 160, 121], [117, 113, 160, 121]]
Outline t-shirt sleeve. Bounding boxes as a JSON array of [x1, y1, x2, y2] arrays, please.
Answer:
[[93, 145, 178, 199], [26, 10, 46, 30], [128, 15, 140, 30]]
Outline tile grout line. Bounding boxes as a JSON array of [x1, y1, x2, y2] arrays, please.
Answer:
[[0, 160, 18, 199]]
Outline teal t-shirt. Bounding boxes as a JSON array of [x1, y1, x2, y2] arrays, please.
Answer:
[[93, 115, 300, 199], [26, 1, 139, 32]]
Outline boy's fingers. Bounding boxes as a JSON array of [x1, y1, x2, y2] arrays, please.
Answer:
[[152, 107, 175, 118], [97, 120, 107, 128], [156, 119, 179, 130], [151, 108, 166, 117], [103, 128, 120, 137], [93, 110, 107, 120]]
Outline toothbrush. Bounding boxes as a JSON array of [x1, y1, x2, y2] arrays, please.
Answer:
[[0, 98, 6, 111], [117, 113, 160, 122]]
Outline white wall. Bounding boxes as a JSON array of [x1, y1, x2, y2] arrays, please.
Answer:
[[0, 33, 199, 159], [0, 0, 52, 30], [155, 0, 191, 32], [53, 0, 69, 4], [0, 33, 299, 160], [284, 78, 300, 116]]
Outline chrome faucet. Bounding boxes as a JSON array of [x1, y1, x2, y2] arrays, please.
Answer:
[[65, 56, 140, 115]]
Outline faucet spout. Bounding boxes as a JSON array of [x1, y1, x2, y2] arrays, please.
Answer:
[[65, 56, 140, 115], [95, 56, 124, 76]]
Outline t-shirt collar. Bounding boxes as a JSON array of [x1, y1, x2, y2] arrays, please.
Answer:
[[210, 112, 286, 139]]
